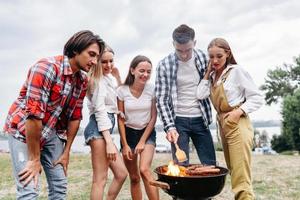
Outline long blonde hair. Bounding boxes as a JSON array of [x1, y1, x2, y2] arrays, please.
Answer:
[[87, 61, 103, 98], [86, 45, 115, 97]]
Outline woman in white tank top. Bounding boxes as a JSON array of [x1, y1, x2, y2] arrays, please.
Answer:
[[117, 55, 159, 200]]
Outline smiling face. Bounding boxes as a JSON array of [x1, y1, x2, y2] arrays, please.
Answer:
[[131, 61, 152, 85], [73, 43, 100, 73], [208, 45, 229, 72], [101, 51, 114, 75]]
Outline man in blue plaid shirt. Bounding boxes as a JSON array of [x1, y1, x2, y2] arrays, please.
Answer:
[[155, 24, 216, 165]]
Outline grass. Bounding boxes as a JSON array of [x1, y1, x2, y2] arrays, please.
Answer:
[[1, 151, 300, 200]]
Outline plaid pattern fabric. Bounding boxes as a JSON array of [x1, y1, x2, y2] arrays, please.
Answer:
[[155, 49, 212, 132], [3, 55, 88, 145]]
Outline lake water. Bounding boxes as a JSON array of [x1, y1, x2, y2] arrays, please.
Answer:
[[0, 126, 281, 153]]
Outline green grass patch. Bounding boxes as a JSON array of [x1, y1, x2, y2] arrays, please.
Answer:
[[1, 152, 300, 200]]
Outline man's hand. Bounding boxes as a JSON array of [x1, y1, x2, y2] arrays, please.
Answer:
[[21, 118, 42, 188], [53, 152, 69, 176], [166, 129, 179, 143], [18, 159, 42, 188]]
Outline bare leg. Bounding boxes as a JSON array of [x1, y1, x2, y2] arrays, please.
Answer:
[[89, 139, 109, 200], [140, 144, 159, 200], [123, 154, 142, 200], [107, 146, 128, 200]]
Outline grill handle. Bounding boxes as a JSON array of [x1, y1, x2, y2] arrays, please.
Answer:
[[149, 180, 170, 190]]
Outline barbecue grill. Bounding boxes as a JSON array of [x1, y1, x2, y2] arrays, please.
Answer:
[[150, 164, 229, 200]]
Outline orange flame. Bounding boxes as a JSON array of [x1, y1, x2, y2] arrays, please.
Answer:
[[166, 161, 181, 176]]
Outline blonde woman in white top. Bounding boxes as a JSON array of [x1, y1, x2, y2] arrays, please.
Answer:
[[117, 55, 159, 200], [196, 38, 263, 200], [84, 46, 127, 200]]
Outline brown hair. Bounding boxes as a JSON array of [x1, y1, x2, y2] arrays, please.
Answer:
[[124, 55, 152, 86], [208, 38, 237, 66], [172, 24, 195, 44], [63, 30, 105, 59]]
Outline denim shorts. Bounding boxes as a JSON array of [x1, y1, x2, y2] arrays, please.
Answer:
[[84, 113, 115, 144], [122, 126, 156, 150]]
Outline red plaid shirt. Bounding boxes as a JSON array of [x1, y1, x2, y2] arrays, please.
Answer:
[[3, 55, 88, 145]]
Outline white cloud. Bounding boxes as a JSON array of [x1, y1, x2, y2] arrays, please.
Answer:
[[1, 0, 300, 127]]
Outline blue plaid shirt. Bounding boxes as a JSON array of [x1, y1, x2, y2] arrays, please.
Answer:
[[155, 49, 212, 132]]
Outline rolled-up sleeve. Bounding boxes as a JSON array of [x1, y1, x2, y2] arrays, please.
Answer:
[[25, 62, 56, 119]]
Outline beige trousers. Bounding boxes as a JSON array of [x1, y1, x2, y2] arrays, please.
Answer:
[[219, 115, 255, 200]]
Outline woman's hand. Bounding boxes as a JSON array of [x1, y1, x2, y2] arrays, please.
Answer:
[[207, 60, 213, 73], [204, 61, 214, 80], [106, 142, 117, 162], [122, 144, 133, 160], [224, 108, 244, 123], [134, 141, 145, 154], [111, 67, 122, 86], [111, 67, 120, 78]]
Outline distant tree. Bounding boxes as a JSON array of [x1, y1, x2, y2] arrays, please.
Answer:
[[270, 90, 300, 152], [271, 134, 293, 153], [260, 55, 300, 105], [261, 55, 300, 152], [281, 89, 300, 151]]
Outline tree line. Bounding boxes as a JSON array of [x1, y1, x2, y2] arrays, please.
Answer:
[[260, 55, 300, 153]]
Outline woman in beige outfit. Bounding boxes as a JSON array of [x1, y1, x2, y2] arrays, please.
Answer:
[[197, 38, 263, 200]]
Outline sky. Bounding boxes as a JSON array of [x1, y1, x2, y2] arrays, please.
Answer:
[[1, 0, 300, 128]]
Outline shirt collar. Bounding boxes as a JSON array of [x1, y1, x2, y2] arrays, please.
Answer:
[[63, 56, 73, 76], [63, 55, 85, 81], [211, 64, 236, 80]]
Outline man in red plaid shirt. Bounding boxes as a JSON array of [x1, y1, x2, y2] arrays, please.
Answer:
[[3, 30, 105, 200]]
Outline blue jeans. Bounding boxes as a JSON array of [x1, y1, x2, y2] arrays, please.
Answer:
[[173, 116, 216, 165], [8, 133, 67, 200], [84, 113, 115, 144]]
